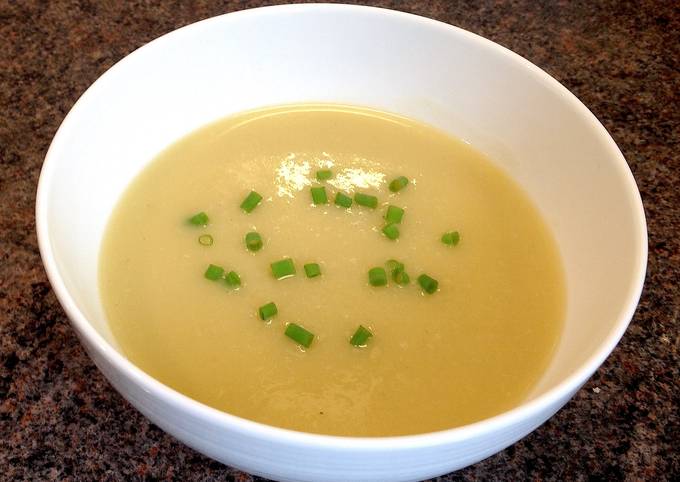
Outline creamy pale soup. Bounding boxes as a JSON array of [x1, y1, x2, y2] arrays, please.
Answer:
[[100, 104, 565, 436]]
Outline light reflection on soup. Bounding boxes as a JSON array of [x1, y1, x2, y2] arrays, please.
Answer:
[[99, 104, 565, 436]]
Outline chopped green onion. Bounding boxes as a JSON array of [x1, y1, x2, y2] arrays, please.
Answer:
[[385, 259, 404, 273], [304, 263, 321, 278], [198, 234, 214, 246], [386, 259, 409, 285], [258, 302, 278, 321], [245, 231, 263, 252], [271, 258, 296, 280], [240, 191, 263, 213], [316, 169, 333, 181], [285, 323, 314, 348], [394, 270, 410, 285], [350, 325, 373, 347], [382, 223, 400, 240], [204, 264, 224, 281], [354, 192, 378, 209], [368, 267, 387, 287], [188, 211, 209, 226], [334, 192, 353, 209], [418, 274, 439, 294], [441, 231, 461, 246], [389, 176, 409, 192], [384, 205, 404, 224], [224, 270, 241, 288], [311, 186, 328, 205]]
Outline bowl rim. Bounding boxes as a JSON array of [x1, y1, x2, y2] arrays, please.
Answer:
[[35, 3, 648, 450]]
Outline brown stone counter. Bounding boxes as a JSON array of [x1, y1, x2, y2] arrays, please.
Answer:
[[1, 1, 678, 480]]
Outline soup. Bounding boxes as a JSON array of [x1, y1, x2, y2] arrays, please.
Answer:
[[99, 104, 565, 436]]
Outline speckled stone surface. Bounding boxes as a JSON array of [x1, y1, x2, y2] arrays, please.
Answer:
[[1, 1, 678, 480]]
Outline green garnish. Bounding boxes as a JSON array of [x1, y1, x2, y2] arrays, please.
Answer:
[[441, 231, 461, 246], [224, 271, 241, 288], [258, 302, 278, 321], [245, 231, 263, 252], [350, 325, 373, 347], [418, 274, 439, 294], [354, 192, 378, 209], [316, 169, 333, 181], [334, 192, 353, 209], [271, 258, 296, 280], [188, 211, 209, 226], [198, 234, 214, 246], [304, 263, 321, 278], [384, 205, 404, 224], [311, 186, 328, 205], [240, 191, 263, 213], [285, 323, 314, 348], [394, 270, 410, 285], [368, 267, 387, 287], [386, 259, 410, 285], [382, 223, 400, 240], [204, 264, 224, 281], [389, 176, 409, 192], [385, 259, 404, 273]]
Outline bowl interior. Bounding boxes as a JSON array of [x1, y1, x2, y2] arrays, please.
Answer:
[[38, 5, 645, 421]]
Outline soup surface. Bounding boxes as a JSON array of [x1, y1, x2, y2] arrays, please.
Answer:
[[100, 104, 565, 436]]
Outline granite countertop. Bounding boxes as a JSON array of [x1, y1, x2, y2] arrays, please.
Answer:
[[1, 1, 678, 480]]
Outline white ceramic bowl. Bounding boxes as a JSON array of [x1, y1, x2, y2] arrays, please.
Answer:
[[36, 4, 647, 481]]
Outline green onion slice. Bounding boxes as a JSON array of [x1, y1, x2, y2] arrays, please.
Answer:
[[441, 231, 461, 246], [240, 191, 263, 213], [334, 192, 353, 209], [224, 271, 241, 288], [258, 302, 278, 321], [271, 258, 296, 280], [204, 264, 224, 281], [368, 267, 387, 287], [385, 259, 404, 273], [394, 270, 410, 285], [311, 186, 328, 205], [386, 259, 409, 285], [418, 274, 439, 294], [245, 231, 263, 252], [285, 323, 314, 348], [384, 205, 404, 224], [389, 176, 409, 192], [350, 325, 373, 347], [316, 169, 333, 181], [354, 192, 378, 209], [382, 223, 400, 240], [304, 263, 321, 278], [188, 211, 209, 226]]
